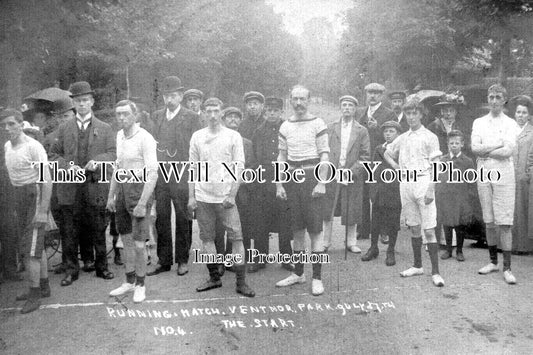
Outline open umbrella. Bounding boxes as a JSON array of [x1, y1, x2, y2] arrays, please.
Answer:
[[24, 87, 71, 103]]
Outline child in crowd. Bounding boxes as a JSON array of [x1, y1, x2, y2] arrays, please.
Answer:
[[436, 130, 476, 261]]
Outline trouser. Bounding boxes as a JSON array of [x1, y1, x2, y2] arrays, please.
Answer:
[[443, 225, 467, 253], [224, 195, 255, 262], [155, 183, 191, 266], [358, 183, 371, 239], [50, 189, 67, 266], [257, 187, 292, 256], [0, 197, 17, 275], [61, 186, 108, 275]]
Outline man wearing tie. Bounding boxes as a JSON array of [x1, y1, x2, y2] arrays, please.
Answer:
[[357, 83, 396, 240], [148, 76, 200, 277], [50, 81, 116, 286]]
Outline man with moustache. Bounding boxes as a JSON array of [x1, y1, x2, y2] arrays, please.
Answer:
[[357, 83, 396, 240], [252, 97, 293, 271], [216, 107, 255, 273], [389, 91, 409, 132], [50, 81, 116, 286], [275, 85, 329, 296], [239, 91, 265, 140], [323, 95, 370, 254], [188, 98, 255, 297], [148, 76, 200, 277]]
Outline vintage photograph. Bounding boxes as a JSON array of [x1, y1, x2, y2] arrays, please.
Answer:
[[1, 0, 533, 354]]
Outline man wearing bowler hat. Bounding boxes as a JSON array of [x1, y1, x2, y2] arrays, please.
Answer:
[[323, 95, 370, 254], [148, 76, 200, 277], [389, 91, 409, 132], [183, 89, 206, 127], [357, 83, 396, 240], [239, 91, 265, 140], [50, 81, 116, 286]]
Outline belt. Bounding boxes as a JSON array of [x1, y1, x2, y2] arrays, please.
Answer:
[[287, 159, 320, 170]]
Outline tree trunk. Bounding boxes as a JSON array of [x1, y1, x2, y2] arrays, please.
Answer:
[[125, 63, 130, 99], [5, 50, 22, 108], [498, 31, 512, 88]]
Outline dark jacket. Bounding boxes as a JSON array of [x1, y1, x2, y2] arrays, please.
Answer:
[[357, 104, 396, 156], [50, 116, 116, 206], [435, 153, 477, 226], [152, 106, 200, 189]]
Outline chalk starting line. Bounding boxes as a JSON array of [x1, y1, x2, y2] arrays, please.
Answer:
[[0, 281, 503, 312]]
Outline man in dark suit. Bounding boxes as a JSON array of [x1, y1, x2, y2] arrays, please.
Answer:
[[323, 95, 371, 253], [389, 91, 409, 132], [357, 83, 396, 240], [148, 76, 201, 277], [50, 81, 116, 286]]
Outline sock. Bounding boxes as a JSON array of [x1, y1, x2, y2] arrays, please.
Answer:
[[427, 243, 440, 275], [456, 228, 465, 254], [370, 231, 379, 250], [503, 251, 511, 271], [443, 226, 453, 254], [293, 250, 304, 276], [311, 253, 322, 280], [207, 263, 220, 281], [126, 271, 136, 284], [135, 275, 145, 287], [411, 238, 423, 268], [488, 245, 498, 265]]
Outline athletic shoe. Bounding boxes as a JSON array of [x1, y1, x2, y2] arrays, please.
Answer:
[[311, 279, 324, 296], [133, 285, 146, 303], [275, 273, 306, 287], [503, 270, 516, 284], [400, 267, 424, 277], [348, 245, 362, 253], [109, 283, 135, 297], [432, 274, 445, 287], [478, 263, 499, 275]]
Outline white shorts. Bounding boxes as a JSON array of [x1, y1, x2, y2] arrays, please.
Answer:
[[400, 175, 437, 230], [477, 158, 515, 225]]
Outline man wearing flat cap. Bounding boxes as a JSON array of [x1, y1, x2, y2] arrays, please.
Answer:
[[44, 95, 76, 276], [148, 76, 201, 277], [239, 91, 265, 140], [357, 83, 396, 240], [389, 91, 409, 132], [50, 81, 116, 286], [188, 97, 255, 297], [252, 97, 293, 272], [183, 89, 206, 127], [323, 95, 370, 254], [219, 107, 258, 271]]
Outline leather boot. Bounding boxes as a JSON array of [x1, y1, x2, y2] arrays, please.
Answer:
[[21, 287, 41, 314]]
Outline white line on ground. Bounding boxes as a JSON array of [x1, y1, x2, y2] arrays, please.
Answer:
[[0, 281, 502, 312]]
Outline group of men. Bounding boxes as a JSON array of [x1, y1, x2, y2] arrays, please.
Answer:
[[0, 74, 523, 313]]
